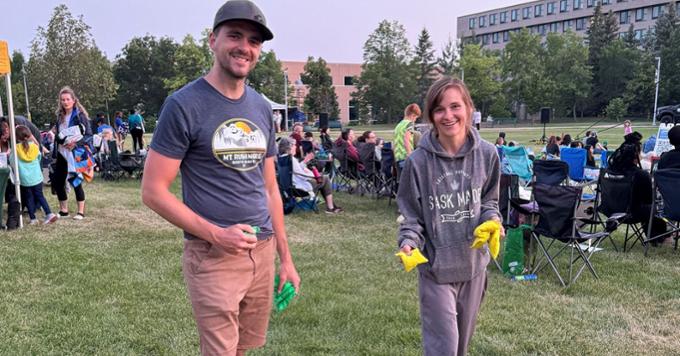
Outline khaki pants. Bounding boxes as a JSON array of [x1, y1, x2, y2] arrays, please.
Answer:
[[183, 237, 276, 356]]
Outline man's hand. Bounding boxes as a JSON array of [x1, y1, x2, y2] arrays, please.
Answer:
[[211, 224, 258, 254], [278, 261, 301, 293]]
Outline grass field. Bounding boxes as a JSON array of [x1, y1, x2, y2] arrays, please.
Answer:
[[1, 122, 678, 355]]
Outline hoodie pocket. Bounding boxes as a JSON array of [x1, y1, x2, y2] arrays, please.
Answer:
[[428, 237, 487, 279]]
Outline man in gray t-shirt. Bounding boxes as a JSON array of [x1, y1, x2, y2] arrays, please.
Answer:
[[141, 1, 300, 354]]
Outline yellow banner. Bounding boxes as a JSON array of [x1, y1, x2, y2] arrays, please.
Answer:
[[0, 41, 10, 74]]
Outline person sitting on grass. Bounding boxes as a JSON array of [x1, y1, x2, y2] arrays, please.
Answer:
[[658, 125, 680, 170], [279, 137, 342, 214]]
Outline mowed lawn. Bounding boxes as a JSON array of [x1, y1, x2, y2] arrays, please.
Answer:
[[1, 122, 679, 355]]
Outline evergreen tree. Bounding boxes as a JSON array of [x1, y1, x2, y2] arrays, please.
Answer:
[[437, 36, 458, 76], [586, 4, 619, 113], [623, 24, 638, 48], [653, 1, 679, 52], [412, 28, 437, 106], [544, 32, 592, 119], [301, 57, 339, 119]]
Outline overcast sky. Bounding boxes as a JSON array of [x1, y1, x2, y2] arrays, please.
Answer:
[[2, 0, 519, 63]]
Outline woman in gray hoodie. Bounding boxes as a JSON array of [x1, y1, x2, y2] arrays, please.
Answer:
[[397, 77, 502, 356]]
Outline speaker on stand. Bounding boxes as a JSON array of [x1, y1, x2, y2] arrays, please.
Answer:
[[318, 113, 329, 129], [540, 107, 551, 144]]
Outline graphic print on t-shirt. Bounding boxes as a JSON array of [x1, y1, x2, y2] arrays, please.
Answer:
[[212, 118, 267, 171]]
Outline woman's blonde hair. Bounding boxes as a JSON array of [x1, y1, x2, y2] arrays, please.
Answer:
[[424, 77, 474, 134], [55, 86, 89, 119]]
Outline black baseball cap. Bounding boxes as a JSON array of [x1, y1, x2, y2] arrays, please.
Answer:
[[213, 0, 273, 41]]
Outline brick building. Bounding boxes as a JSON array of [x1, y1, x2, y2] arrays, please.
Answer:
[[281, 61, 362, 124]]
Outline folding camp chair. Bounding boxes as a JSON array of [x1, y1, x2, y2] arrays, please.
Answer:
[[560, 147, 598, 184], [501, 146, 533, 183], [357, 142, 379, 197], [331, 142, 358, 194], [377, 145, 397, 205], [645, 168, 680, 255], [533, 159, 569, 186], [276, 155, 319, 213], [597, 169, 644, 252], [531, 183, 611, 287]]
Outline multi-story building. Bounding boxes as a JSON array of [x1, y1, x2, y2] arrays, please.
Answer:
[[457, 0, 680, 50], [281, 61, 362, 124]]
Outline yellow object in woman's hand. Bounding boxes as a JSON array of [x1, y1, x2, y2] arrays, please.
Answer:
[[471, 220, 502, 259], [395, 248, 429, 272]]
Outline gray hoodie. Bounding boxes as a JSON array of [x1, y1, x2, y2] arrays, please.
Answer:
[[397, 128, 501, 283]]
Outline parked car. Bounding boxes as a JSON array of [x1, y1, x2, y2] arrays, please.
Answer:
[[656, 104, 680, 124], [313, 119, 342, 129]]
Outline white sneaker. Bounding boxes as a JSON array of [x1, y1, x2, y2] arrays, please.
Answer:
[[29, 219, 39, 225], [44, 213, 58, 224], [73, 213, 84, 220]]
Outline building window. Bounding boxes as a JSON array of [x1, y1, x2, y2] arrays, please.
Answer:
[[503, 31, 510, 42], [620, 11, 629, 24], [500, 11, 507, 23], [560, 0, 569, 12], [469, 18, 476, 29], [511, 9, 519, 21], [547, 2, 556, 14], [535, 4, 543, 17], [482, 34, 490, 45], [677, 3, 680, 15], [492, 32, 499, 43], [563, 19, 573, 31], [652, 5, 662, 19], [490, 14, 497, 25], [479, 16, 486, 27], [576, 18, 585, 30], [573, 0, 582, 10], [634, 29, 644, 40], [601, 0, 610, 5], [550, 22, 558, 32], [523, 7, 531, 19], [344, 76, 354, 86], [349, 100, 358, 121], [635, 8, 644, 21], [587, 0, 599, 7]]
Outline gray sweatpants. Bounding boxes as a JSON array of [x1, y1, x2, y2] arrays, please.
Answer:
[[418, 270, 488, 356]]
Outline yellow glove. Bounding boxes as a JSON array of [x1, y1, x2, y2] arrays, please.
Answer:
[[395, 248, 429, 272], [471, 220, 502, 259]]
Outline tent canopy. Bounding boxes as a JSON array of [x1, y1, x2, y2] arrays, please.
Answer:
[[262, 94, 286, 110]]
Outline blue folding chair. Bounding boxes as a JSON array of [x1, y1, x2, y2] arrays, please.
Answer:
[[501, 146, 533, 183], [646, 168, 680, 255], [561, 147, 597, 199], [276, 155, 319, 213]]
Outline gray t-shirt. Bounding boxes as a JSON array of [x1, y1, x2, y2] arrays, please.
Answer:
[[150, 78, 276, 239]]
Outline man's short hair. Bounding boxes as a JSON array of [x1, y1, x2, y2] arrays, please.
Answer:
[[669, 125, 680, 147]]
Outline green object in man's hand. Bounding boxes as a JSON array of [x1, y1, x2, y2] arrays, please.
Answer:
[[273, 275, 296, 312]]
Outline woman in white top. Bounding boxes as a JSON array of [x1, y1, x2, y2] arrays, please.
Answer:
[[279, 137, 342, 214]]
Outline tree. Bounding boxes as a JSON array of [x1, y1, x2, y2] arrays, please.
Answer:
[[653, 1, 679, 52], [458, 44, 503, 117], [605, 97, 627, 122], [0, 51, 28, 117], [113, 35, 177, 116], [501, 29, 549, 116], [164, 35, 211, 93], [412, 28, 437, 106], [437, 36, 458, 76], [597, 39, 637, 107], [623, 24, 638, 49], [544, 32, 592, 119], [247, 50, 290, 103], [658, 27, 680, 105], [586, 4, 619, 112], [300, 57, 339, 118], [623, 51, 655, 118], [24, 5, 115, 126], [353, 20, 416, 123]]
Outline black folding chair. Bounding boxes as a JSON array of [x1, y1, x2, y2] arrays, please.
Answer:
[[276, 155, 319, 213], [531, 183, 611, 287], [378, 146, 397, 205], [646, 168, 680, 255], [597, 169, 644, 252], [533, 160, 569, 186]]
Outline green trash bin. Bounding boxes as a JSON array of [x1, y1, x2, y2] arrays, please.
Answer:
[[0, 167, 10, 227]]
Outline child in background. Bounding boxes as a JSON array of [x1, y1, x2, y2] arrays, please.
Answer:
[[16, 125, 57, 225], [624, 120, 633, 135]]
